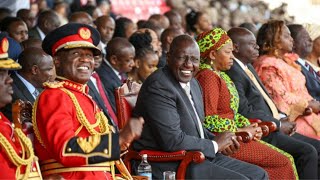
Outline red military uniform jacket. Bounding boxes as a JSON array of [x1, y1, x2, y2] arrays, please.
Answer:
[[0, 112, 42, 179], [33, 79, 120, 179]]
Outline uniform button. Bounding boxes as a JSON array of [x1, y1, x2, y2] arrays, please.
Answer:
[[32, 167, 37, 172], [67, 148, 72, 152], [12, 138, 15, 142], [103, 149, 108, 154]]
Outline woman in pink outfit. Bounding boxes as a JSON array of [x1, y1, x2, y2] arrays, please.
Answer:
[[254, 20, 320, 140]]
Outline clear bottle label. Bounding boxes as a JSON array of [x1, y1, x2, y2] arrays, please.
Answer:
[[138, 172, 152, 180]]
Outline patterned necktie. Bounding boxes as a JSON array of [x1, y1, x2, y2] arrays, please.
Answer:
[[32, 89, 39, 98], [244, 67, 280, 119], [92, 72, 118, 125], [119, 73, 127, 83], [305, 62, 320, 81]]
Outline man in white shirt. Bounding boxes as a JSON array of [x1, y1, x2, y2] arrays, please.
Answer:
[[132, 34, 268, 179], [95, 15, 115, 56], [28, 10, 60, 41]]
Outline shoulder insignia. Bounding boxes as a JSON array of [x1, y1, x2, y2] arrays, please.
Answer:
[[43, 81, 64, 89]]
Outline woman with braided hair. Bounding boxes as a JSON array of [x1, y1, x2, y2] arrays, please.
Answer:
[[195, 28, 297, 180]]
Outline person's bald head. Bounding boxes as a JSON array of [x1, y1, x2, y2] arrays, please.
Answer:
[[94, 15, 115, 43], [161, 27, 184, 51], [17, 9, 36, 29], [106, 37, 135, 73], [149, 14, 170, 30], [239, 22, 257, 37], [18, 47, 56, 87], [228, 27, 252, 46], [164, 10, 182, 29], [21, 38, 42, 50], [168, 35, 200, 83], [228, 27, 260, 64], [69, 11, 93, 26], [37, 10, 61, 35]]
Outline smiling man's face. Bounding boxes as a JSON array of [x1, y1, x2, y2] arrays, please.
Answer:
[[55, 48, 94, 84], [167, 38, 200, 83]]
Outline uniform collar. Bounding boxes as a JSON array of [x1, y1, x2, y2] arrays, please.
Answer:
[[57, 76, 89, 94]]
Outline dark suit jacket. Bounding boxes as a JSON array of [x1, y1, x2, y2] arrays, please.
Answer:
[[225, 61, 281, 128], [226, 61, 320, 179], [96, 61, 121, 112], [1, 73, 35, 121], [28, 27, 42, 40], [87, 79, 116, 126], [157, 52, 167, 68], [296, 61, 320, 101], [132, 66, 216, 177]]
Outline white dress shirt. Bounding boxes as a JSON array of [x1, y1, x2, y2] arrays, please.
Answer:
[[179, 82, 218, 153]]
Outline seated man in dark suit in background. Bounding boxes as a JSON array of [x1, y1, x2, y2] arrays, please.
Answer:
[[288, 24, 320, 101], [132, 34, 268, 179], [89, 43, 119, 126], [1, 47, 56, 121], [226, 27, 320, 179], [97, 37, 135, 112], [28, 10, 61, 41]]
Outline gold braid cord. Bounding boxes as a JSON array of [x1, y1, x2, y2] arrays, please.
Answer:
[[31, 87, 121, 179], [32, 97, 45, 147], [0, 128, 34, 180], [32, 87, 113, 148], [59, 88, 111, 135]]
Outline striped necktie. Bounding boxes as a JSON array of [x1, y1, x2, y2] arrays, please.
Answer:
[[244, 67, 280, 119]]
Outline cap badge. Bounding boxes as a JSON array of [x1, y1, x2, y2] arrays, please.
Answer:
[[79, 27, 91, 40], [1, 37, 9, 53]]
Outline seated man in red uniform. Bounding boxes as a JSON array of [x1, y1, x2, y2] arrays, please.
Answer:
[[33, 23, 144, 179], [0, 33, 42, 179]]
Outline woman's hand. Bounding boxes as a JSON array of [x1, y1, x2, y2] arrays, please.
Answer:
[[308, 100, 320, 114], [238, 123, 263, 140]]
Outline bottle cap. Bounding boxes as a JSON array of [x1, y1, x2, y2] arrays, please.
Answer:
[[142, 154, 148, 158]]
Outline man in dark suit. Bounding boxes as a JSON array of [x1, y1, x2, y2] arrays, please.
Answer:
[[28, 10, 60, 41], [288, 24, 320, 101], [97, 37, 135, 111], [226, 27, 320, 179], [88, 44, 118, 126], [1, 47, 55, 120], [132, 35, 268, 179]]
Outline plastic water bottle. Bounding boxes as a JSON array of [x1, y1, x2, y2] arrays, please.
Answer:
[[137, 154, 152, 180]]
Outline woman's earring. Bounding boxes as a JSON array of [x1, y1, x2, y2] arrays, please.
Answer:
[[210, 60, 214, 66]]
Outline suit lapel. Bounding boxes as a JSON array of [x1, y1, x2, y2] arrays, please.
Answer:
[[87, 79, 116, 127], [190, 80, 204, 122], [163, 67, 203, 138], [297, 61, 320, 83], [88, 80, 105, 109], [103, 62, 121, 86], [12, 73, 35, 102]]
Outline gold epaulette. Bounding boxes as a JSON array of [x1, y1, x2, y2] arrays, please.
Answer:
[[43, 81, 64, 89]]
